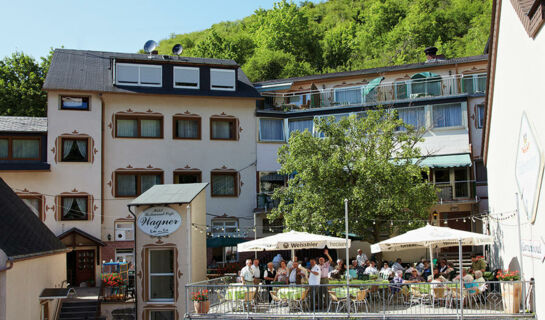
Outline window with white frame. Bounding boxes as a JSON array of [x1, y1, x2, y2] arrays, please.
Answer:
[[114, 221, 134, 241], [210, 68, 236, 91], [19, 195, 42, 218], [149, 249, 174, 302], [115, 63, 162, 87], [476, 104, 485, 129], [211, 219, 238, 236], [288, 118, 313, 136], [259, 118, 285, 142], [173, 66, 199, 89], [432, 103, 462, 128], [115, 248, 134, 264], [396, 106, 426, 131], [314, 113, 349, 137]]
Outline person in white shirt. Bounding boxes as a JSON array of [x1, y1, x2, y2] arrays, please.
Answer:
[[240, 259, 254, 285], [251, 259, 261, 284], [308, 259, 321, 310], [356, 249, 368, 267], [364, 261, 379, 275], [379, 262, 392, 279]]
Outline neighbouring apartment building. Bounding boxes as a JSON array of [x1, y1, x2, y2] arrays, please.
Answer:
[[483, 0, 544, 317], [0, 49, 261, 287], [253, 49, 490, 255]]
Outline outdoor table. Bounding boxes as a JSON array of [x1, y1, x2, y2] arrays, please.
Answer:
[[276, 287, 305, 300], [329, 287, 361, 298], [225, 285, 256, 301]]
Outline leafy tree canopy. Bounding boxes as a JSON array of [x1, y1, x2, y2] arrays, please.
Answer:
[[0, 51, 51, 117], [156, 0, 492, 82], [269, 110, 438, 243]]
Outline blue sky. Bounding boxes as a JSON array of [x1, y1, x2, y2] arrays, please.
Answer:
[[1, 0, 296, 59]]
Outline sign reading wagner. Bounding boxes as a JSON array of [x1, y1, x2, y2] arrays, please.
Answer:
[[137, 206, 182, 236]]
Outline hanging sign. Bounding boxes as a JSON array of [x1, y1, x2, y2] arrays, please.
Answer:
[[137, 206, 182, 236], [515, 113, 544, 224]]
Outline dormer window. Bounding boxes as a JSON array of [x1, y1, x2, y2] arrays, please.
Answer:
[[115, 63, 162, 87], [173, 67, 199, 89], [210, 69, 236, 91]]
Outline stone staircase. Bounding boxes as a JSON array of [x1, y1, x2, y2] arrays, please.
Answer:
[[439, 252, 472, 271], [58, 300, 99, 320]]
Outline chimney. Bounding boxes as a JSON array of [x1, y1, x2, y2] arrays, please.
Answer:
[[424, 46, 446, 63]]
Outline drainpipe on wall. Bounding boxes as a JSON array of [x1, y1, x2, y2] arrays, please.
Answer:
[[186, 205, 192, 282], [127, 205, 138, 317]]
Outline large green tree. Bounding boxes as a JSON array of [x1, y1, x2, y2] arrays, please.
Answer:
[[269, 109, 437, 243], [0, 52, 50, 117]]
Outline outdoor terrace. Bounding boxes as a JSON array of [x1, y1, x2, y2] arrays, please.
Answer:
[[185, 277, 535, 319], [258, 73, 486, 113]]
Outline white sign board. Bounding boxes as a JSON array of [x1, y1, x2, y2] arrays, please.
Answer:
[[137, 206, 182, 237], [515, 113, 543, 223], [521, 239, 545, 261]]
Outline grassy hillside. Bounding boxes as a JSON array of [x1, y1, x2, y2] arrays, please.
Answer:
[[154, 0, 491, 82]]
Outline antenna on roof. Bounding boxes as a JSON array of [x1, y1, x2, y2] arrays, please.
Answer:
[[143, 40, 158, 58], [172, 44, 183, 56]]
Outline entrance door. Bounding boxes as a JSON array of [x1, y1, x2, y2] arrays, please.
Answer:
[[75, 250, 95, 286]]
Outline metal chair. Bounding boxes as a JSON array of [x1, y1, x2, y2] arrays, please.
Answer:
[[352, 289, 369, 312], [327, 291, 349, 313]]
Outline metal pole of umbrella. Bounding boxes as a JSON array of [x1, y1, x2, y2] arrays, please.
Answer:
[[344, 199, 350, 316], [458, 238, 463, 320], [254, 212, 257, 260]]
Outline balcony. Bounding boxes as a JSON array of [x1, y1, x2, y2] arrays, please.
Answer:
[[435, 181, 477, 203], [185, 278, 535, 319], [259, 74, 486, 112], [255, 193, 279, 213]]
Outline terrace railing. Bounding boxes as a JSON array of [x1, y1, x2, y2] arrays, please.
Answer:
[[185, 280, 535, 319], [435, 181, 477, 203], [260, 74, 486, 112]]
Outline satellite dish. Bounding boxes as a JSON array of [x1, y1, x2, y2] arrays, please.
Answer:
[[143, 40, 158, 54], [172, 44, 183, 56]]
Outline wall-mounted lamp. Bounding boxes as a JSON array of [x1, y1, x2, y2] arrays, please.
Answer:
[[107, 234, 111, 241]]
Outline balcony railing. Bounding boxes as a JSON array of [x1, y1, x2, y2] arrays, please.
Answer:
[[435, 181, 477, 203], [256, 193, 280, 211], [259, 74, 486, 112], [185, 280, 535, 319]]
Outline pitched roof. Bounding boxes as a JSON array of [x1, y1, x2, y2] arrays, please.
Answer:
[[129, 183, 208, 206], [43, 49, 260, 98], [0, 116, 47, 132], [254, 55, 488, 86], [58, 227, 105, 246], [0, 178, 65, 259]]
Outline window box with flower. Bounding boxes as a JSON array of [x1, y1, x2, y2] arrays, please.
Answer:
[[497, 270, 522, 314]]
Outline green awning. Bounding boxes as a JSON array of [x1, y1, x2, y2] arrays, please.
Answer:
[[207, 237, 248, 248], [416, 154, 472, 168], [411, 72, 440, 79], [363, 76, 384, 96]]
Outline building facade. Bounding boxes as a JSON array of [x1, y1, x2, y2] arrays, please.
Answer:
[[254, 51, 489, 253], [0, 49, 261, 286], [483, 0, 544, 316]]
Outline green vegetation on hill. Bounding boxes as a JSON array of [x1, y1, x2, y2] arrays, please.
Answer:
[[156, 0, 492, 82]]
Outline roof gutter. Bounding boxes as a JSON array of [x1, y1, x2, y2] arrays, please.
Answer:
[[0, 258, 13, 272], [8, 248, 69, 262]]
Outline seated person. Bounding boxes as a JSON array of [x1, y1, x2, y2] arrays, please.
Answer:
[[379, 262, 392, 280], [349, 259, 365, 279], [329, 259, 347, 280], [431, 273, 446, 287], [469, 255, 487, 274], [406, 269, 425, 283], [390, 270, 404, 294], [364, 261, 379, 276], [427, 268, 447, 282], [392, 258, 405, 273], [421, 261, 432, 280], [454, 268, 474, 284], [473, 270, 486, 292]]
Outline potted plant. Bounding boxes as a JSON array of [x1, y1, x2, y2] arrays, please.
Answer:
[[497, 270, 521, 314], [191, 289, 210, 314], [102, 273, 124, 301]]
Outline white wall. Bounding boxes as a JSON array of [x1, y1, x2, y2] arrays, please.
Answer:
[[487, 0, 545, 317]]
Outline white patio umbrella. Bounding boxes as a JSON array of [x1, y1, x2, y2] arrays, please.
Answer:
[[370, 224, 493, 317], [238, 230, 350, 260]]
